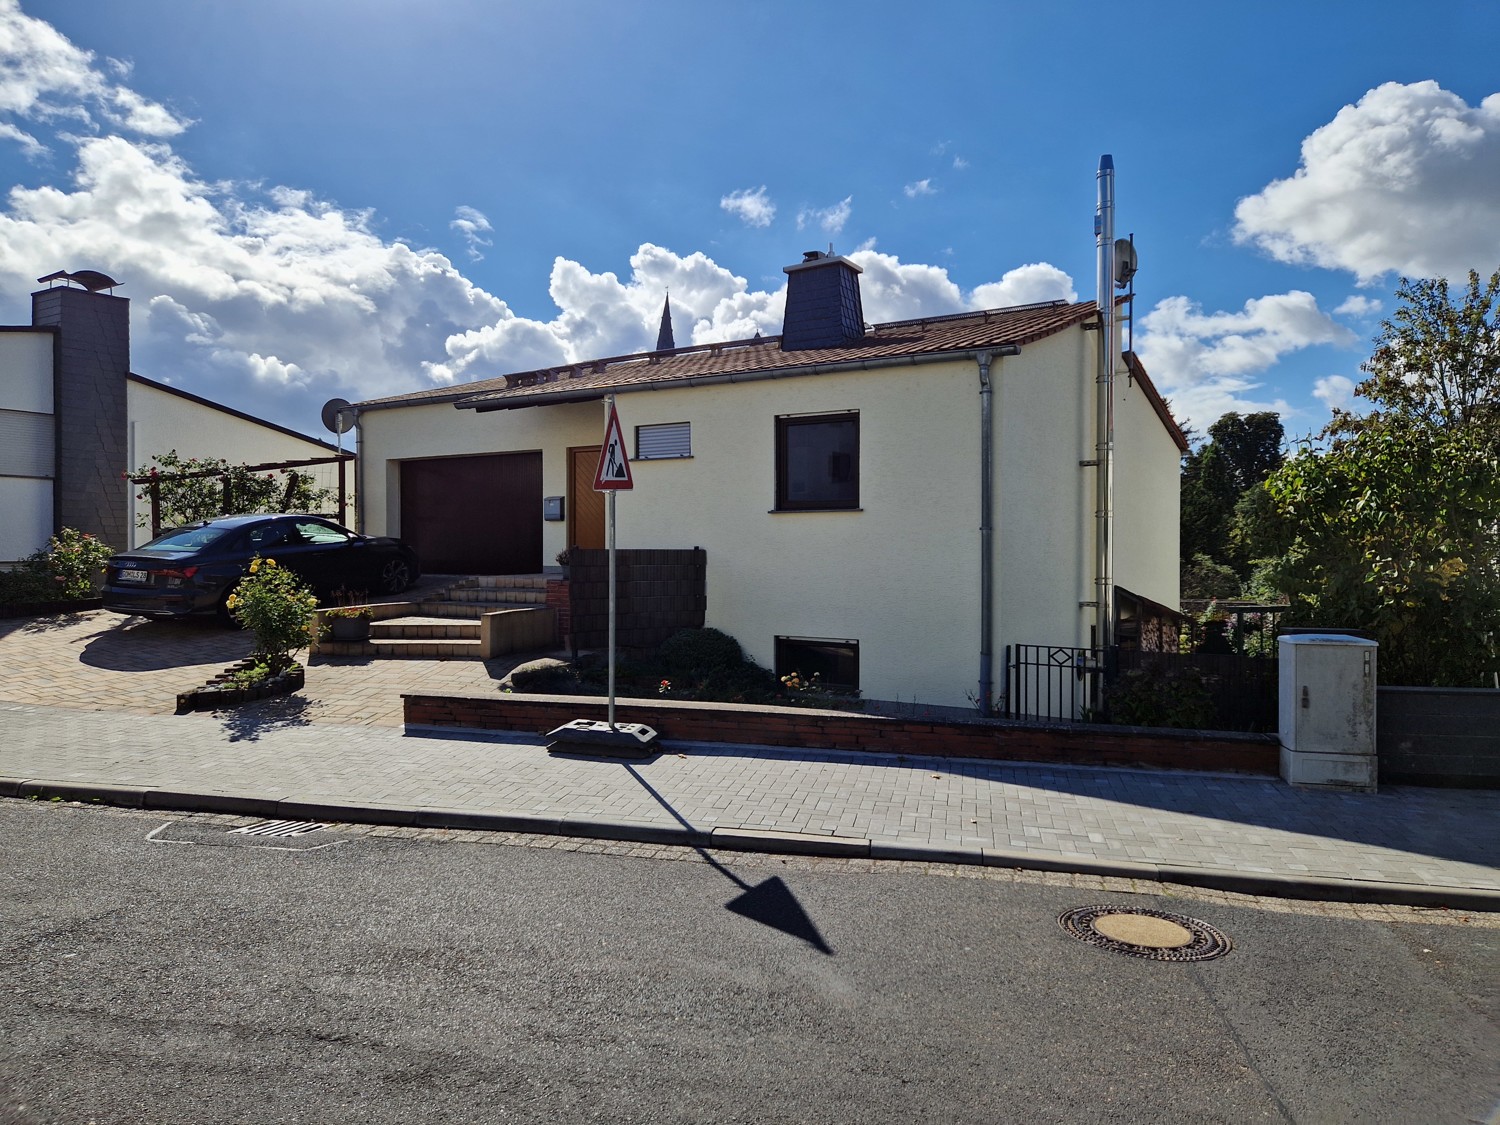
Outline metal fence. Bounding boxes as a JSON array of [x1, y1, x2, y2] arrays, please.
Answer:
[[1003, 642, 1279, 732], [1003, 644, 1107, 723]]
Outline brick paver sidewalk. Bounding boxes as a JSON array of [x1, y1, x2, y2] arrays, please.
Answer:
[[3, 702, 1496, 904]]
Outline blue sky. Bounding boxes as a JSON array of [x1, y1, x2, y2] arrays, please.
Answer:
[[2, 0, 1498, 443]]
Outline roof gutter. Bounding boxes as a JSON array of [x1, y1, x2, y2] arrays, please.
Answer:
[[460, 346, 1021, 412]]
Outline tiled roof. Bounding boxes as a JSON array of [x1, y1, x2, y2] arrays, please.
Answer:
[[355, 299, 1101, 413]]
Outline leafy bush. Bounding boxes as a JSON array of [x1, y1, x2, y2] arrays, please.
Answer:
[[0, 566, 52, 606], [1, 528, 114, 605], [1106, 663, 1218, 729], [659, 627, 744, 674], [131, 450, 335, 529], [225, 556, 319, 671]]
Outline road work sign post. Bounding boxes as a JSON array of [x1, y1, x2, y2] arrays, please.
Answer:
[[544, 395, 658, 757]]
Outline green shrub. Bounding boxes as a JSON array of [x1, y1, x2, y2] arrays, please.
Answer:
[[659, 627, 744, 674], [226, 556, 319, 672], [1, 528, 115, 605], [1106, 663, 1218, 729]]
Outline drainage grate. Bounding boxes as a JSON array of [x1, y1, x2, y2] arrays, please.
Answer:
[[230, 820, 330, 839], [1058, 905, 1232, 962]]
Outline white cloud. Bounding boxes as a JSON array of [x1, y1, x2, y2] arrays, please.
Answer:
[[1334, 294, 1381, 318], [903, 178, 935, 198], [0, 0, 187, 137], [1234, 80, 1500, 284], [969, 262, 1076, 309], [0, 4, 1085, 434], [1312, 374, 1357, 414], [719, 185, 775, 228], [952, 155, 969, 171], [1135, 291, 1355, 431], [450, 204, 492, 261], [796, 196, 852, 234], [0, 119, 42, 156]]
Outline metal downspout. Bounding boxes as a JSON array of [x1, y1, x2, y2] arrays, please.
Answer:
[[977, 351, 995, 715], [351, 407, 365, 535], [1095, 156, 1117, 658]]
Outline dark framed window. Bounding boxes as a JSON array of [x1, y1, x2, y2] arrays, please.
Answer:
[[775, 636, 859, 693], [775, 411, 859, 510]]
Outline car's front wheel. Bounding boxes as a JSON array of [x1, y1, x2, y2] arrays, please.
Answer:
[[378, 556, 413, 594]]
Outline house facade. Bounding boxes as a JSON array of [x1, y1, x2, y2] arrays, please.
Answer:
[[0, 273, 345, 561], [348, 253, 1186, 711]]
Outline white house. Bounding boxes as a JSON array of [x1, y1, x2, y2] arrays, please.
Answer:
[[0, 272, 347, 560], [345, 249, 1187, 711]]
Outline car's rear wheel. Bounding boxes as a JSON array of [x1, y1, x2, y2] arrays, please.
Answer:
[[378, 557, 413, 594]]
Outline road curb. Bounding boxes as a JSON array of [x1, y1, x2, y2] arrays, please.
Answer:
[[6, 783, 1498, 913]]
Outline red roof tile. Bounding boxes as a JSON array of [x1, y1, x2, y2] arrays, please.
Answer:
[[356, 299, 1101, 413]]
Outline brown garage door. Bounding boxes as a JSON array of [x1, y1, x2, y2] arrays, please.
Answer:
[[399, 452, 542, 574]]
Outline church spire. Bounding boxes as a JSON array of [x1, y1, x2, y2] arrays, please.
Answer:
[[655, 291, 675, 351]]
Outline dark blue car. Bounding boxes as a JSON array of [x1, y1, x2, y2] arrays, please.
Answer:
[[103, 514, 419, 618]]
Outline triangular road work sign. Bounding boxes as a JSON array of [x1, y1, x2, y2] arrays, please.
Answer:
[[593, 403, 634, 490]]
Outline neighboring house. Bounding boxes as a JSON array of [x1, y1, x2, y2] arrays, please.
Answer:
[[0, 272, 346, 560], [348, 251, 1187, 710]]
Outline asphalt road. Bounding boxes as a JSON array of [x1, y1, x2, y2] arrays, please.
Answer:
[[2, 801, 1496, 1124]]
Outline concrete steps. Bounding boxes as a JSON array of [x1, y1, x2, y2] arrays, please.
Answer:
[[313, 575, 558, 661]]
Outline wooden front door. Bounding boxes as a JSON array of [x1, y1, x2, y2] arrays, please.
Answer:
[[400, 452, 542, 574], [569, 446, 605, 550]]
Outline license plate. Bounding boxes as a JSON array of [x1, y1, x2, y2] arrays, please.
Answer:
[[119, 569, 148, 583]]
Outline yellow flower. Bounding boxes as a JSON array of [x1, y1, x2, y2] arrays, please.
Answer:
[[265, 558, 277, 567], [249, 559, 260, 574]]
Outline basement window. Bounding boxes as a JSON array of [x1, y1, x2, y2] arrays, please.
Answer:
[[775, 636, 860, 694], [636, 421, 691, 460], [775, 411, 858, 511]]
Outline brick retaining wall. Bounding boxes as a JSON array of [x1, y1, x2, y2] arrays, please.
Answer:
[[404, 692, 1279, 774]]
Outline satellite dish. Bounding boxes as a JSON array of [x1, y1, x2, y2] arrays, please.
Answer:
[[321, 397, 355, 434], [1113, 239, 1138, 288]]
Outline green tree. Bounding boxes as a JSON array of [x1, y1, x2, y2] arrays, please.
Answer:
[[1180, 411, 1285, 582], [132, 451, 335, 531], [1261, 267, 1500, 686], [1352, 269, 1499, 447]]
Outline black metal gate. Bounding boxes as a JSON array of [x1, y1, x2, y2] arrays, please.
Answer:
[[1003, 643, 1278, 732]]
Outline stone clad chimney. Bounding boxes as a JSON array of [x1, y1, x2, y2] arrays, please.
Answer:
[[31, 278, 130, 549], [780, 251, 865, 350]]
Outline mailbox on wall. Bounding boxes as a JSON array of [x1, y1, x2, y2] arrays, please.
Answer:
[[543, 496, 565, 521]]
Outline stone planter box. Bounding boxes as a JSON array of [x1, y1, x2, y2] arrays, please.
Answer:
[[327, 616, 373, 642], [177, 660, 305, 713]]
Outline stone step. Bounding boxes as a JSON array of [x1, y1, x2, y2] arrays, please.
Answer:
[[463, 574, 551, 590], [371, 616, 480, 641], [448, 587, 548, 605], [368, 637, 484, 660]]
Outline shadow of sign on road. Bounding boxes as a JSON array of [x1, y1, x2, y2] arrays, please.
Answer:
[[625, 764, 834, 956]]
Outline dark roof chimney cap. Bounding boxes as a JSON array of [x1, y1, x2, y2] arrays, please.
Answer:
[[37, 269, 120, 293], [801, 250, 827, 263]]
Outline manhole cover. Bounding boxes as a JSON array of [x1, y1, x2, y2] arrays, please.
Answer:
[[1058, 905, 1232, 962]]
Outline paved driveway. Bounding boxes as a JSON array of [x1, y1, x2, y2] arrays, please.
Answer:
[[0, 608, 539, 726]]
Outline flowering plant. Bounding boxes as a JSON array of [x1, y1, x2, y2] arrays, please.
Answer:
[[779, 671, 824, 694], [40, 528, 115, 598], [225, 556, 319, 672]]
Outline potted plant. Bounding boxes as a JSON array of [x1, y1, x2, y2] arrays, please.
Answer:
[[323, 587, 374, 641], [555, 547, 573, 580], [324, 605, 374, 641]]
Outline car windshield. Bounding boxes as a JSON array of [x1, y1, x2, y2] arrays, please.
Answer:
[[144, 524, 236, 551]]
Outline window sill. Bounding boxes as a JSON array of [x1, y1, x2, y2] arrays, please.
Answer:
[[769, 507, 864, 514]]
